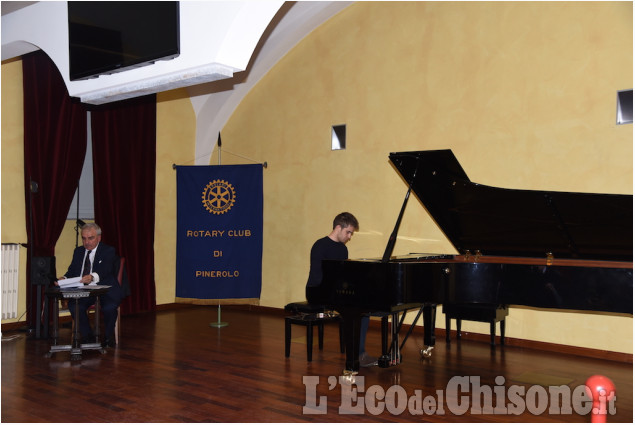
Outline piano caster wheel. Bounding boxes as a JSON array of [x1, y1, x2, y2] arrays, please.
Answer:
[[378, 355, 390, 368], [341, 370, 358, 385], [420, 346, 434, 358]]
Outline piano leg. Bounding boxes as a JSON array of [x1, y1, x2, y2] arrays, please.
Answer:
[[339, 309, 362, 374], [378, 312, 402, 368], [420, 304, 437, 358], [390, 312, 401, 366], [381, 316, 389, 357]]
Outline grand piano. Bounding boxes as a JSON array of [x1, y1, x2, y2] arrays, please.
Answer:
[[308, 149, 633, 374]]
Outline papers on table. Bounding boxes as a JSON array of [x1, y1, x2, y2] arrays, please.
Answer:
[[57, 277, 83, 289]]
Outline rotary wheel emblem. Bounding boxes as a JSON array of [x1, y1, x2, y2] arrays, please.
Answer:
[[202, 180, 236, 214]]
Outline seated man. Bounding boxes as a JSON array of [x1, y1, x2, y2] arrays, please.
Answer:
[[57, 223, 122, 348], [305, 212, 377, 367]]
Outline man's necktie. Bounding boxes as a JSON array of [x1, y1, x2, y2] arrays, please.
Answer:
[[82, 250, 92, 276]]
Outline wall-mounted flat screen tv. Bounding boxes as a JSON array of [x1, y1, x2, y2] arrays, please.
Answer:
[[68, 1, 180, 81]]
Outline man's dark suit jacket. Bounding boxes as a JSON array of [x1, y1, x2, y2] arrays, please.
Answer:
[[64, 242, 123, 302]]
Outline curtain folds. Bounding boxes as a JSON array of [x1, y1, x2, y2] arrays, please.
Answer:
[[22, 51, 88, 328], [90, 95, 157, 315], [22, 51, 157, 328]]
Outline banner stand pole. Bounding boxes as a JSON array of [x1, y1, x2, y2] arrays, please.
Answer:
[[209, 133, 228, 329], [210, 303, 228, 328]]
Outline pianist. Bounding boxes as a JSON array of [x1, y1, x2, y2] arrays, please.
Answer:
[[305, 212, 377, 367]]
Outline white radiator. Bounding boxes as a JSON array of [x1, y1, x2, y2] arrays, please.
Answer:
[[1, 244, 20, 320]]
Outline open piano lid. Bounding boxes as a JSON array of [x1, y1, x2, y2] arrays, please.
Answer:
[[389, 150, 633, 262]]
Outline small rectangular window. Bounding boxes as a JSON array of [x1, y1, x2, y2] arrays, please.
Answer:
[[331, 124, 346, 150], [617, 89, 633, 125]]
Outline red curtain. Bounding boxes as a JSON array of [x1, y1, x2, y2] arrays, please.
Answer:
[[90, 95, 157, 314], [22, 51, 88, 328]]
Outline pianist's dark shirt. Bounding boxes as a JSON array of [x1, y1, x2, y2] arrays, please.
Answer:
[[306, 236, 348, 288]]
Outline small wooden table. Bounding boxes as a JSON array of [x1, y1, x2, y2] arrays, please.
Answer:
[[44, 286, 111, 360]]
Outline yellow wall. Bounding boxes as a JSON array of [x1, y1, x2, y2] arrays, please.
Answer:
[[2, 2, 632, 355], [155, 89, 197, 305], [1, 59, 28, 322], [220, 2, 633, 353]]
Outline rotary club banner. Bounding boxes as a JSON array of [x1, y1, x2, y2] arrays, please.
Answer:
[[175, 164, 263, 304]]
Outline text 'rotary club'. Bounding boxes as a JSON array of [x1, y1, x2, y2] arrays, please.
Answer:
[[185, 229, 252, 237]]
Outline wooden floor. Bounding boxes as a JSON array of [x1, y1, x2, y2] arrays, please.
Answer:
[[1, 305, 632, 422]]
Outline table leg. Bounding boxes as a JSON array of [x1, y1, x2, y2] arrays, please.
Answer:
[[70, 299, 82, 360], [52, 298, 59, 345], [93, 297, 101, 344]]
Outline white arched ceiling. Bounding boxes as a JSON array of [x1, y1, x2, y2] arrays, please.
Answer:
[[1, 1, 353, 165], [187, 1, 353, 165], [1, 1, 285, 104]]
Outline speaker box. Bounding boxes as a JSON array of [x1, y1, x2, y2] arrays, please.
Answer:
[[31, 256, 56, 286]]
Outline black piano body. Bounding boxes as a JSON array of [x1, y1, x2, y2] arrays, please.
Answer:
[[309, 150, 633, 373]]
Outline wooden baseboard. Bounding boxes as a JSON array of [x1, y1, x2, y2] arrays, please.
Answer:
[[1, 321, 29, 332], [1, 313, 77, 333], [439, 330, 632, 363]]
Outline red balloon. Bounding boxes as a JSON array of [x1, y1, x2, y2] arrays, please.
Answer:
[[585, 375, 616, 423]]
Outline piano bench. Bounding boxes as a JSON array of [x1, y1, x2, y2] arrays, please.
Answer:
[[443, 304, 509, 346], [284, 302, 344, 362]]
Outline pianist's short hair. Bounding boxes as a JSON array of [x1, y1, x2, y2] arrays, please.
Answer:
[[81, 222, 102, 235], [333, 212, 359, 231]]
